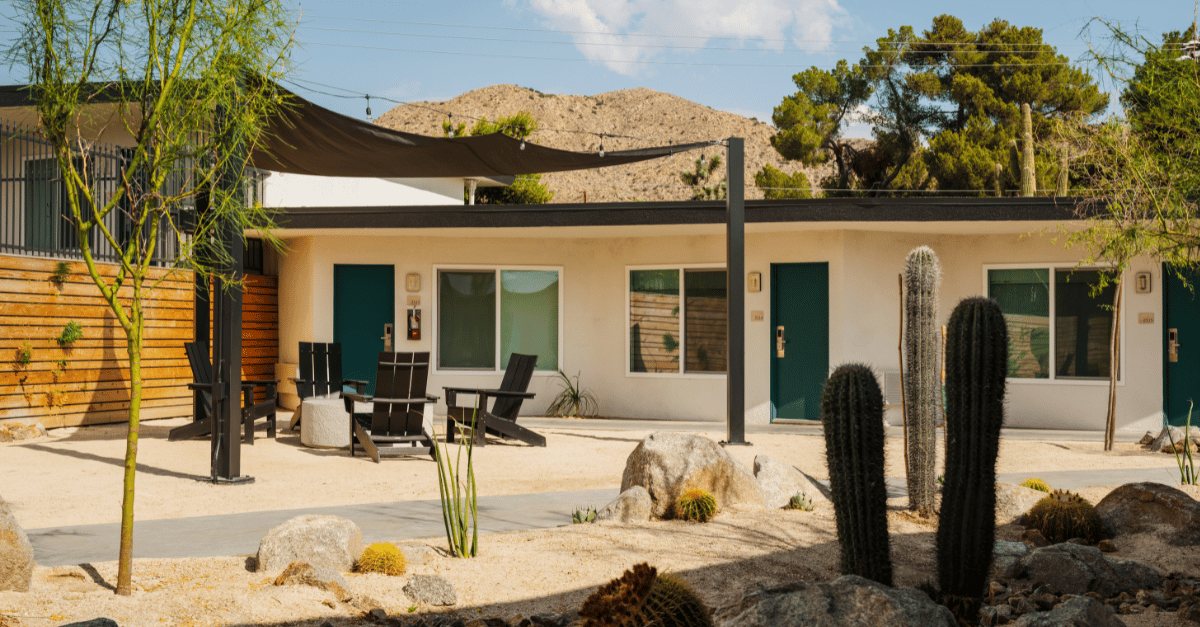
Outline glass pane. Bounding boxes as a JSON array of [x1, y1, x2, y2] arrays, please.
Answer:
[[1055, 269, 1117, 379], [988, 269, 1050, 379], [629, 269, 680, 373], [438, 271, 496, 369], [684, 270, 727, 372], [501, 270, 559, 371]]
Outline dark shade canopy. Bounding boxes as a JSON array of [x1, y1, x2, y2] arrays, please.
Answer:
[[253, 89, 717, 178]]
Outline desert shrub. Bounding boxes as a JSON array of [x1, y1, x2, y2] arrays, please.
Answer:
[[1024, 490, 1104, 544], [1020, 478, 1052, 493], [579, 562, 713, 627], [57, 321, 83, 345], [672, 488, 717, 523], [15, 342, 33, 366], [785, 492, 814, 511], [356, 542, 406, 576], [573, 505, 598, 524]]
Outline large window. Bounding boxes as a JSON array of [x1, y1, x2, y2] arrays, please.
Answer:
[[629, 266, 727, 374], [437, 268, 560, 372], [987, 266, 1118, 381]]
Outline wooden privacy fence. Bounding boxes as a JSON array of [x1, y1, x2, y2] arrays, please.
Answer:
[[630, 292, 727, 373], [0, 254, 278, 429]]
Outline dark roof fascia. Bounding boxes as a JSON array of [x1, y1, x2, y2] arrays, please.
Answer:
[[276, 196, 1096, 230]]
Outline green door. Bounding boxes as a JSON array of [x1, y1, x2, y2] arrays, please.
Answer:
[[770, 263, 829, 421], [1164, 264, 1200, 426], [334, 264, 394, 396]]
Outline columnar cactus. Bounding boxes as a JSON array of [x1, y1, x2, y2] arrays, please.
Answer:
[[937, 298, 1007, 603], [903, 246, 941, 516], [821, 364, 892, 586]]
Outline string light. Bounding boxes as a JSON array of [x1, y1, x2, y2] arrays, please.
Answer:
[[598, 133, 605, 158], [365, 94, 372, 120]]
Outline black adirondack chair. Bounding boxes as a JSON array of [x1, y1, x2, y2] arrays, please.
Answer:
[[288, 342, 366, 431], [343, 351, 439, 463], [443, 353, 545, 447], [168, 342, 278, 443]]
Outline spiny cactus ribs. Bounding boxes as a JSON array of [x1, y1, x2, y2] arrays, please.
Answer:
[[1024, 490, 1104, 544], [903, 246, 942, 516], [579, 563, 713, 627], [356, 542, 406, 576], [673, 488, 717, 522]]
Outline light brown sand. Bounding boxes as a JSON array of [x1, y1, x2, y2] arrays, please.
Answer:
[[0, 415, 1194, 627]]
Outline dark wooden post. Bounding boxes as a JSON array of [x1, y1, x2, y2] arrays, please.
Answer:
[[193, 190, 210, 434], [724, 137, 748, 445]]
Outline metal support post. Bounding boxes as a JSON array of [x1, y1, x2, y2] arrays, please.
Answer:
[[723, 137, 749, 446]]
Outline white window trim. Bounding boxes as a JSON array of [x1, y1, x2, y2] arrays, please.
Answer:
[[626, 263, 728, 379], [431, 264, 564, 376], [982, 262, 1125, 387]]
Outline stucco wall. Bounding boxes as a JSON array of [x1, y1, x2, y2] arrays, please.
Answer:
[[262, 173, 462, 207], [276, 226, 1164, 432]]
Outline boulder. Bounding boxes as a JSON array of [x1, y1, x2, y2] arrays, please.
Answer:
[[403, 573, 457, 606], [0, 420, 47, 443], [993, 540, 1031, 580], [1144, 426, 1199, 453], [1010, 595, 1125, 627], [0, 497, 34, 592], [621, 432, 766, 518], [273, 561, 352, 601], [397, 544, 438, 565], [595, 486, 652, 523], [753, 455, 829, 509], [713, 575, 956, 627], [1094, 482, 1200, 545], [54, 620, 120, 627], [1020, 544, 1160, 597], [256, 515, 363, 574], [995, 482, 1047, 524]]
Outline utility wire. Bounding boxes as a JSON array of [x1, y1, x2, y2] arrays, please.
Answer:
[[297, 40, 1077, 69]]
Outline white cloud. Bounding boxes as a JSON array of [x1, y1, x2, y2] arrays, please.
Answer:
[[523, 0, 849, 76]]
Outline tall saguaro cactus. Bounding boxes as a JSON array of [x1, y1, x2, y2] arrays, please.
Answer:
[[938, 298, 1007, 604], [822, 364, 892, 586], [1020, 103, 1036, 197], [903, 246, 941, 516]]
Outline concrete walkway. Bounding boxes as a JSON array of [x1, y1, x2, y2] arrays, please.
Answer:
[[28, 465, 1181, 567]]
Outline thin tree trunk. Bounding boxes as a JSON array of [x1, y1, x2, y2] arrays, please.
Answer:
[[1105, 280, 1123, 452], [116, 302, 143, 595]]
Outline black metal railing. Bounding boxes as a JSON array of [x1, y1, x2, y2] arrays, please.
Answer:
[[0, 121, 267, 266]]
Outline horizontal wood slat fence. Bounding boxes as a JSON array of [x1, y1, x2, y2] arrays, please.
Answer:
[[0, 254, 278, 428], [630, 292, 727, 373]]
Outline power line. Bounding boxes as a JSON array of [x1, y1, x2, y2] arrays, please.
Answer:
[[296, 23, 1083, 56], [300, 15, 1082, 48], [296, 40, 1076, 69]]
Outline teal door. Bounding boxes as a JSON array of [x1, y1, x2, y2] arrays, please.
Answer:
[[1164, 264, 1200, 426], [334, 264, 394, 395], [770, 263, 829, 421]]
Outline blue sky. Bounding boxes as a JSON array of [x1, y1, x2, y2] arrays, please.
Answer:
[[3, 0, 1195, 140]]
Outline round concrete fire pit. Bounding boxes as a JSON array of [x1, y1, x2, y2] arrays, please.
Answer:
[[300, 397, 369, 448]]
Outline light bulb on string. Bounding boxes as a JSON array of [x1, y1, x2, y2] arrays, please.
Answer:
[[520, 139, 526, 150], [598, 133, 605, 158], [365, 95, 372, 121]]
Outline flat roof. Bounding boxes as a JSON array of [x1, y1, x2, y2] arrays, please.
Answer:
[[277, 196, 1091, 230]]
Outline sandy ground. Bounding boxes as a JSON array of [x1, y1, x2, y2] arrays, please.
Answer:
[[0, 414, 1196, 627]]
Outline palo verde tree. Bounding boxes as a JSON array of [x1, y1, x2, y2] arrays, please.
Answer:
[[10, 0, 294, 595], [444, 111, 554, 204], [1053, 18, 1200, 450]]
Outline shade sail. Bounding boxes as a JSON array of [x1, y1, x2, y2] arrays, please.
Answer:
[[252, 89, 717, 178]]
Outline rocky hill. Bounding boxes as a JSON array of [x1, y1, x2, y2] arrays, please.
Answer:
[[373, 85, 828, 203]]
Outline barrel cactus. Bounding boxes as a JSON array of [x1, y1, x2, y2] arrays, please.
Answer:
[[822, 363, 892, 586], [673, 488, 717, 523], [903, 246, 942, 516], [1020, 478, 1052, 493], [1024, 490, 1104, 544], [579, 562, 713, 627], [937, 298, 1007, 607], [356, 542, 406, 576]]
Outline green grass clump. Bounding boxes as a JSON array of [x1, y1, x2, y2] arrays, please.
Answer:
[[785, 492, 814, 511], [673, 488, 717, 523], [1024, 490, 1104, 544], [1020, 478, 1052, 493], [356, 542, 406, 576]]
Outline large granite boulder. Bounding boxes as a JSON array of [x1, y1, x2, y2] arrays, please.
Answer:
[[1094, 482, 1200, 545], [1020, 544, 1160, 597], [0, 497, 34, 592], [714, 575, 956, 627], [404, 574, 457, 606], [621, 432, 766, 518], [1010, 596, 1125, 627], [595, 486, 652, 524], [995, 482, 1047, 524], [753, 455, 829, 509], [256, 515, 363, 574], [1143, 426, 1199, 453]]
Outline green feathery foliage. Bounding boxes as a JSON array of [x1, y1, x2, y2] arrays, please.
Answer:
[[57, 320, 83, 345], [754, 163, 812, 198], [822, 363, 892, 586]]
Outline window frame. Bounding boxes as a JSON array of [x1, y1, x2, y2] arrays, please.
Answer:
[[432, 264, 564, 376], [982, 262, 1125, 386], [626, 263, 728, 379]]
